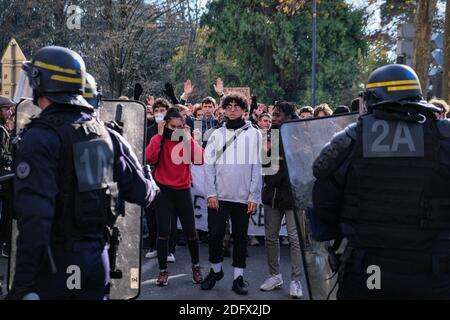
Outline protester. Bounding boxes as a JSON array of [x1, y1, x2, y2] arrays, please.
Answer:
[[145, 98, 176, 262], [260, 102, 303, 299], [202, 94, 262, 295], [333, 105, 350, 115], [200, 97, 219, 146], [214, 108, 227, 127], [257, 113, 272, 130], [146, 108, 204, 286], [193, 104, 204, 120], [429, 98, 449, 120], [298, 106, 314, 119], [313, 104, 333, 117]]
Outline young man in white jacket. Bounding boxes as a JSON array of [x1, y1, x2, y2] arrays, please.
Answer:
[[201, 94, 262, 295]]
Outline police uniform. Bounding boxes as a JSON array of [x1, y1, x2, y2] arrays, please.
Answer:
[[313, 64, 450, 300], [6, 46, 158, 300]]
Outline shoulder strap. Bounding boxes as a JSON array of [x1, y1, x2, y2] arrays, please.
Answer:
[[215, 127, 249, 163]]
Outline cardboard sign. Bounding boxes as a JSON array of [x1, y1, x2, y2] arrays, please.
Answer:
[[223, 87, 251, 107]]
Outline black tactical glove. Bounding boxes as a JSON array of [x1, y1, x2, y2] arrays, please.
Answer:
[[134, 83, 143, 101], [105, 121, 124, 136], [163, 82, 179, 105]]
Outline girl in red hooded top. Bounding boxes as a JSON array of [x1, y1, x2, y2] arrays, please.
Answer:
[[146, 107, 204, 287]]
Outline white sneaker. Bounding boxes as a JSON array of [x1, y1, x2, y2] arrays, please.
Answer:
[[290, 280, 303, 299], [145, 250, 157, 259], [249, 236, 260, 246], [260, 274, 283, 291], [167, 253, 176, 263]]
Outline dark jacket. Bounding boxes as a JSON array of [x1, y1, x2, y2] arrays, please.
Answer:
[[146, 119, 157, 146], [262, 142, 293, 210]]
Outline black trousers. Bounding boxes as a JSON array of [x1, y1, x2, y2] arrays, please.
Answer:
[[208, 201, 250, 268], [145, 205, 176, 253], [35, 241, 104, 300], [154, 185, 199, 270]]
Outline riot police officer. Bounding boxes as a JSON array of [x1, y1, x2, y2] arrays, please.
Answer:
[[312, 64, 450, 299], [83, 73, 102, 109], [6, 46, 159, 300]]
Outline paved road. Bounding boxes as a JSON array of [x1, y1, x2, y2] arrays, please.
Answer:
[[139, 242, 307, 300], [0, 242, 310, 300]]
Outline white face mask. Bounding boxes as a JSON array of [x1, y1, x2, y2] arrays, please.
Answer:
[[154, 113, 165, 123]]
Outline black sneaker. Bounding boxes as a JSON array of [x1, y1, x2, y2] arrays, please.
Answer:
[[232, 276, 249, 295], [200, 268, 224, 290]]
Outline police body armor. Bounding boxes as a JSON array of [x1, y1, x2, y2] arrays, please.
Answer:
[[24, 106, 115, 245], [341, 112, 450, 262]]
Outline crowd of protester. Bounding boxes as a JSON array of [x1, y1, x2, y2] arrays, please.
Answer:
[[138, 80, 450, 297], [136, 78, 366, 298]]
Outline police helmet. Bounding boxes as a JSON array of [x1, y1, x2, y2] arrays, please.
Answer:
[[22, 46, 91, 108], [365, 64, 440, 113], [84, 73, 102, 109]]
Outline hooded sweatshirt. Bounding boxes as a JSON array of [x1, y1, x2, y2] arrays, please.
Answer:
[[204, 120, 262, 205], [146, 134, 204, 190]]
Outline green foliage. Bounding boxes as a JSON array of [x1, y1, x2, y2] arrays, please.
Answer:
[[196, 0, 367, 107]]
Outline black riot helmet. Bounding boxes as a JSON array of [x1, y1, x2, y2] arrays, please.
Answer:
[[22, 46, 91, 108], [84, 73, 102, 109], [364, 64, 440, 113]]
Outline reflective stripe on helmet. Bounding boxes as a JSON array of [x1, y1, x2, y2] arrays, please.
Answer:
[[387, 85, 421, 92], [34, 60, 78, 75], [366, 80, 419, 89], [50, 75, 83, 84]]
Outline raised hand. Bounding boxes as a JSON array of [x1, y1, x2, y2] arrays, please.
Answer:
[[146, 95, 155, 106], [214, 78, 224, 97], [184, 79, 194, 97]]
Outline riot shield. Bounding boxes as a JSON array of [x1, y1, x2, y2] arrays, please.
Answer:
[[9, 99, 146, 300], [280, 112, 359, 300], [97, 100, 147, 300]]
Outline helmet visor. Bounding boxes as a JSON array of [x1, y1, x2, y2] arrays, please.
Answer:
[[13, 69, 33, 103]]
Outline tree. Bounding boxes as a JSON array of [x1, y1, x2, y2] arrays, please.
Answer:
[[80, 0, 187, 98], [199, 0, 367, 106], [412, 0, 438, 93], [0, 0, 190, 98], [443, 0, 450, 103], [172, 0, 212, 101]]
